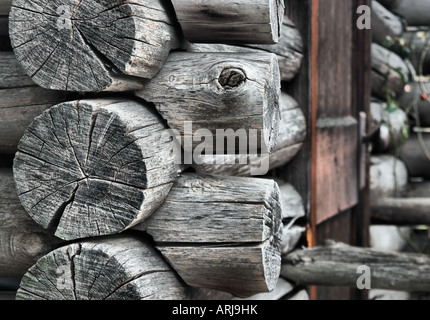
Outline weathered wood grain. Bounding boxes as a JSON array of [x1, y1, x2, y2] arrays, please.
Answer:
[[398, 133, 430, 179], [372, 197, 430, 225], [0, 52, 76, 153], [135, 173, 283, 298], [9, 0, 180, 92], [171, 0, 284, 44], [371, 43, 409, 99], [186, 17, 303, 82], [369, 155, 408, 198], [136, 52, 281, 154], [379, 0, 430, 26], [0, 168, 63, 278], [16, 235, 190, 300], [282, 240, 430, 291], [13, 99, 180, 241], [371, 0, 404, 46], [192, 93, 305, 176]]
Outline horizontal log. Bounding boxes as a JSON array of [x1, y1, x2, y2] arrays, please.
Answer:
[[369, 155, 408, 198], [371, 197, 430, 225], [398, 80, 430, 127], [16, 235, 190, 300], [371, 43, 410, 99], [380, 0, 430, 26], [171, 0, 284, 44], [372, 1, 404, 47], [9, 0, 181, 92], [135, 173, 282, 298], [13, 99, 180, 241], [404, 30, 430, 76], [398, 133, 430, 178], [0, 52, 76, 153], [136, 52, 281, 154], [186, 17, 303, 82], [0, 168, 63, 278], [282, 241, 430, 292], [192, 93, 305, 176]]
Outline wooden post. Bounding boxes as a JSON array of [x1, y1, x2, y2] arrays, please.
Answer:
[[135, 173, 283, 298], [8, 0, 181, 92], [282, 240, 430, 292], [136, 52, 281, 154], [13, 99, 180, 241], [0, 52, 76, 153], [0, 168, 63, 278], [186, 17, 304, 82], [16, 235, 190, 300], [398, 133, 430, 179], [171, 0, 285, 44], [193, 93, 306, 176]]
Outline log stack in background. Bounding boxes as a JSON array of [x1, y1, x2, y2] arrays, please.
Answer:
[[0, 0, 309, 300]]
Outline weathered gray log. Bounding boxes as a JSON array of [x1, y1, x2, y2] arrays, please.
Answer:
[[282, 241, 430, 292], [371, 43, 409, 99], [9, 0, 181, 92], [372, 197, 430, 225], [171, 0, 284, 45], [0, 51, 76, 153], [371, 1, 404, 47], [404, 30, 430, 76], [192, 93, 305, 176], [0, 168, 63, 278], [369, 155, 408, 198], [398, 80, 430, 127], [16, 235, 190, 300], [13, 98, 180, 241], [370, 100, 409, 152], [135, 173, 283, 298], [398, 133, 430, 179], [378, 0, 430, 26], [136, 52, 281, 154], [186, 17, 303, 82]]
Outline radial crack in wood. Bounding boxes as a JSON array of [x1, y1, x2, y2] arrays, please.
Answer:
[[16, 235, 190, 300], [9, 0, 180, 92], [13, 99, 180, 240]]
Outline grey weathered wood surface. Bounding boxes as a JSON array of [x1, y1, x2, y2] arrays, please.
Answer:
[[135, 173, 283, 298], [0, 52, 75, 153], [282, 240, 430, 292], [186, 17, 303, 82], [136, 52, 281, 154], [398, 133, 430, 179], [13, 99, 180, 241], [16, 235, 190, 300], [372, 1, 404, 47], [372, 197, 430, 225], [404, 30, 430, 76], [0, 168, 63, 278], [369, 155, 408, 198], [371, 43, 409, 99], [171, 0, 284, 45], [9, 0, 180, 92], [192, 93, 305, 176], [399, 80, 430, 127], [379, 0, 430, 26]]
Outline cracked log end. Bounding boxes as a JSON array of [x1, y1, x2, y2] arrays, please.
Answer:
[[13, 99, 180, 241], [9, 0, 180, 92], [16, 235, 190, 300]]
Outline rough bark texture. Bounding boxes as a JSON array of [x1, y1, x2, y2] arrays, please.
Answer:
[[0, 52, 76, 153], [192, 93, 305, 176], [13, 99, 180, 241], [16, 235, 190, 300], [135, 173, 283, 298], [186, 17, 303, 82], [9, 0, 180, 92], [282, 241, 430, 292], [0, 168, 63, 278], [136, 51, 281, 154], [171, 0, 284, 44], [371, 43, 409, 99]]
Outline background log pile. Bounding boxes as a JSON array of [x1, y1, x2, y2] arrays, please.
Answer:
[[0, 0, 309, 300]]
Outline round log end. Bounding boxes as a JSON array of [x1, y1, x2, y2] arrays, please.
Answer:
[[16, 235, 190, 300], [13, 99, 180, 241]]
